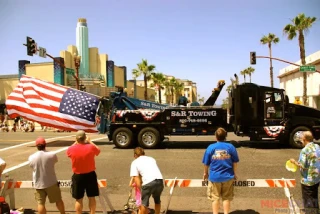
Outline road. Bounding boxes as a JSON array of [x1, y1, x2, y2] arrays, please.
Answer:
[[0, 131, 309, 214]]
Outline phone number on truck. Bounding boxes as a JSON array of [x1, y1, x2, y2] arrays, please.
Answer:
[[179, 118, 208, 123]]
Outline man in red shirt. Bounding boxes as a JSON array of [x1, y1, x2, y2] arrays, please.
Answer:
[[67, 130, 100, 214]]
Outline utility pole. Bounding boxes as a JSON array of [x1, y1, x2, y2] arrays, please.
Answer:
[[74, 54, 81, 90], [23, 37, 80, 90]]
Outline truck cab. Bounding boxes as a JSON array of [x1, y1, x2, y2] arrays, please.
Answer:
[[229, 82, 320, 148]]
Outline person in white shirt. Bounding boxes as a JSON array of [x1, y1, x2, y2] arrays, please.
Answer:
[[28, 137, 66, 214], [0, 157, 6, 185], [130, 147, 164, 214]]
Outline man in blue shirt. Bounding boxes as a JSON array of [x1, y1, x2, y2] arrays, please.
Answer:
[[202, 128, 239, 214], [290, 131, 320, 214]]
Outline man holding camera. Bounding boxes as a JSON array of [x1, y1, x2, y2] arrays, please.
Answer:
[[66, 130, 100, 214]]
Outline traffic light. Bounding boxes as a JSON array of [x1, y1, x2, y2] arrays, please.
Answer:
[[26, 36, 36, 56], [80, 84, 86, 91], [250, 52, 256, 65]]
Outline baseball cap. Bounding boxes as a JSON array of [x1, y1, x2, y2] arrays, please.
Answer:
[[35, 137, 46, 146], [76, 130, 86, 141]]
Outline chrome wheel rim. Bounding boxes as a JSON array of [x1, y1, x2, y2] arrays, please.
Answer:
[[293, 131, 304, 145], [116, 132, 129, 146], [142, 131, 156, 146]]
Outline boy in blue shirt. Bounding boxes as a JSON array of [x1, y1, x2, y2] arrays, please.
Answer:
[[202, 128, 239, 214]]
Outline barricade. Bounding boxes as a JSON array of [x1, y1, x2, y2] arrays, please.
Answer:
[[163, 178, 297, 214], [0, 176, 114, 213]]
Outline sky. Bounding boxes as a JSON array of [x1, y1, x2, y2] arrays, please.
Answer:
[[0, 0, 319, 105]]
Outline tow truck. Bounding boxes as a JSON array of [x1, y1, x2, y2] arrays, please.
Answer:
[[106, 78, 320, 149]]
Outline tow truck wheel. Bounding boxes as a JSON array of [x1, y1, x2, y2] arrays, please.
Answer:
[[289, 126, 310, 149], [138, 127, 160, 149], [112, 127, 133, 149]]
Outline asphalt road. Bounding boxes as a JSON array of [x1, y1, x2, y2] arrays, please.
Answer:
[[0, 131, 311, 214]]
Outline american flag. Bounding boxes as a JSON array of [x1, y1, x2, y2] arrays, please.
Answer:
[[5, 75, 100, 133]]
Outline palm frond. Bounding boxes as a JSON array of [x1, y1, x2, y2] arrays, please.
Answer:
[[283, 24, 297, 40]]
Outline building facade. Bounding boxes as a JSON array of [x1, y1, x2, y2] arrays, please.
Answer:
[[134, 75, 197, 104], [1, 18, 155, 104], [278, 50, 320, 109]]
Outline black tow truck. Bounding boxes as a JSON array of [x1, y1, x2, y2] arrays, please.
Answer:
[[106, 79, 320, 149]]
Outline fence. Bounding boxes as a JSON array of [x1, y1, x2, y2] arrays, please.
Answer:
[[1, 177, 299, 214]]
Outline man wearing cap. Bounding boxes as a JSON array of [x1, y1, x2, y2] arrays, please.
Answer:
[[67, 130, 100, 214], [28, 137, 66, 214]]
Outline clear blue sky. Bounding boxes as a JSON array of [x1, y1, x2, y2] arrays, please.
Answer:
[[1, 0, 319, 104]]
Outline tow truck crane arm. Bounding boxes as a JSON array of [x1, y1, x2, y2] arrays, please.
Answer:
[[203, 80, 226, 106], [110, 91, 168, 110]]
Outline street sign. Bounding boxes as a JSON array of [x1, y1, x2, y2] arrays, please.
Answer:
[[66, 68, 75, 75], [39, 47, 47, 58], [300, 65, 316, 72]]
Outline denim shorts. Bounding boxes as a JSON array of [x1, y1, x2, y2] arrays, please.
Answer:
[[141, 179, 164, 207]]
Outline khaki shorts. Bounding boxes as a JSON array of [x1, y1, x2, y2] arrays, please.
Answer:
[[35, 183, 62, 204], [207, 179, 234, 201]]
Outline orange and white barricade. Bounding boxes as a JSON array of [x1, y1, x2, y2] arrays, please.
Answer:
[[163, 178, 297, 214], [164, 178, 296, 188], [0, 177, 114, 213]]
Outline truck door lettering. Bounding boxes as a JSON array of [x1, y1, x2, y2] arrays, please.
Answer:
[[188, 111, 217, 117], [171, 111, 186, 116]]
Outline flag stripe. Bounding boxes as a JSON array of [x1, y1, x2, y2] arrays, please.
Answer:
[[6, 75, 99, 133], [20, 76, 68, 93], [11, 90, 61, 108], [21, 86, 64, 103], [6, 101, 96, 127], [7, 111, 97, 133]]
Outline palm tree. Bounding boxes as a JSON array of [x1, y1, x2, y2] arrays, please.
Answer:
[[246, 67, 255, 83], [222, 98, 229, 109], [240, 69, 247, 82], [283, 13, 317, 105], [174, 81, 184, 104], [150, 72, 166, 103], [260, 33, 280, 88], [165, 78, 178, 104], [226, 84, 233, 94], [132, 59, 156, 100]]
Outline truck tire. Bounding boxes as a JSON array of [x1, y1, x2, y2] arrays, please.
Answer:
[[138, 127, 160, 149], [112, 127, 133, 149], [289, 126, 310, 149]]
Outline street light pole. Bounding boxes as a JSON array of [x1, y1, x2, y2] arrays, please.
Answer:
[[74, 54, 81, 90]]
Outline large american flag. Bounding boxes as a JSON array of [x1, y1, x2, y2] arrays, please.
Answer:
[[5, 75, 100, 133]]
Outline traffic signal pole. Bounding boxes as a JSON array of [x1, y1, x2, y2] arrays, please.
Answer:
[[23, 43, 80, 90], [256, 55, 320, 74]]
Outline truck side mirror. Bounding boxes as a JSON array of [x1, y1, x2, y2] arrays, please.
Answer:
[[285, 95, 289, 110]]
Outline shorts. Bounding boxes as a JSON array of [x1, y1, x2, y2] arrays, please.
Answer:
[[141, 179, 164, 207], [35, 183, 62, 204], [71, 171, 99, 199], [207, 178, 234, 201]]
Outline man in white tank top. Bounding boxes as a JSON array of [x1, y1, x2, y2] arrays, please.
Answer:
[[130, 147, 164, 214]]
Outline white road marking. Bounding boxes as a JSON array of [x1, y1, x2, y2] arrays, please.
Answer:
[[0, 135, 75, 152], [2, 136, 108, 174]]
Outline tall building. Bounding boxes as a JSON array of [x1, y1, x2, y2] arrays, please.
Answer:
[[76, 18, 89, 76]]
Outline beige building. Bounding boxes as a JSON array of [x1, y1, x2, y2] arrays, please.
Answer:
[[0, 75, 19, 105], [134, 75, 197, 104], [12, 43, 155, 101], [278, 50, 320, 109]]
